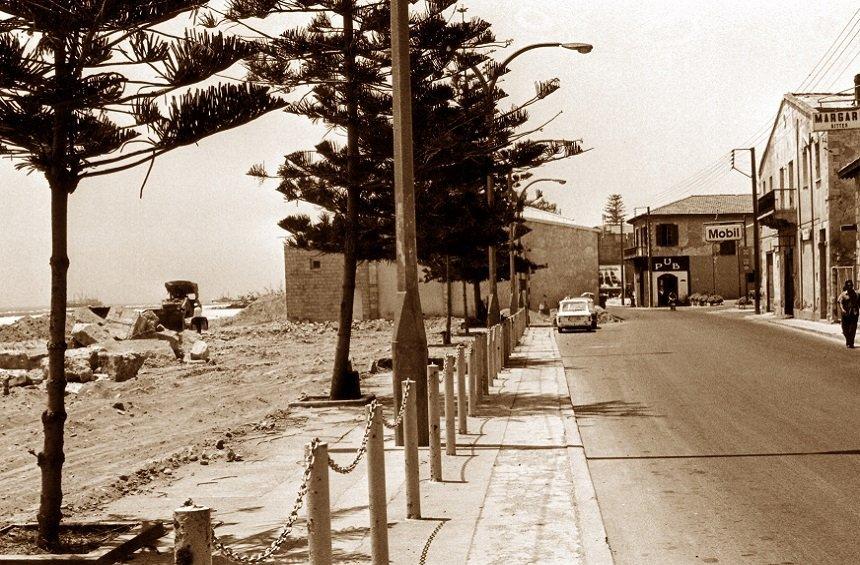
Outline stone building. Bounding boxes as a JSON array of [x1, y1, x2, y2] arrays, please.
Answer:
[[756, 89, 860, 320], [625, 195, 754, 307], [282, 206, 599, 321]]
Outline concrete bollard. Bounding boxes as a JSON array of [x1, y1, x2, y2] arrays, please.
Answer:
[[403, 379, 421, 519], [467, 344, 478, 414], [443, 355, 456, 456], [486, 328, 495, 385], [456, 345, 468, 434], [427, 365, 442, 482], [480, 333, 489, 395], [503, 319, 510, 363], [307, 441, 332, 565], [173, 504, 212, 565], [366, 403, 389, 565]]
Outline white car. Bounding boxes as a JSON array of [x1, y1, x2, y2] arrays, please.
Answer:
[[555, 297, 598, 332]]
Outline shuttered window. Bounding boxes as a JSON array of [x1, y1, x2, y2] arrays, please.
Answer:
[[656, 224, 678, 247]]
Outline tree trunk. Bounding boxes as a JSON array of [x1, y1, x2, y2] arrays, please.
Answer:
[[38, 180, 70, 549], [38, 39, 72, 550], [330, 0, 361, 400], [444, 256, 451, 345], [462, 280, 469, 335], [473, 281, 485, 326]]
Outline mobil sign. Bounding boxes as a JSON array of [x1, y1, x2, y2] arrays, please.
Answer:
[[704, 223, 743, 242]]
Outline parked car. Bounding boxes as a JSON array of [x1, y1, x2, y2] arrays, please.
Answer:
[[555, 297, 598, 332]]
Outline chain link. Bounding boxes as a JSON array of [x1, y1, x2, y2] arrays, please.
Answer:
[[327, 400, 378, 474], [383, 379, 411, 429], [418, 519, 446, 565], [213, 437, 321, 564]]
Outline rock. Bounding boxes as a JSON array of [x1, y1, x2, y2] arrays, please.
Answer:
[[112, 401, 125, 411], [65, 382, 85, 394], [26, 369, 44, 385], [1, 369, 30, 388], [104, 307, 156, 340], [97, 351, 146, 382], [101, 339, 176, 366], [71, 323, 113, 346], [0, 349, 46, 370], [132, 310, 160, 340], [189, 340, 210, 362], [215, 439, 225, 450], [155, 329, 181, 358]]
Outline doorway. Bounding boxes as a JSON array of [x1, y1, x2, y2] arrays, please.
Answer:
[[784, 247, 795, 316], [656, 273, 678, 307], [766, 252, 774, 312]]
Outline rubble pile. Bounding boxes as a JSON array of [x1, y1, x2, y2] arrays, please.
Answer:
[[0, 307, 212, 392]]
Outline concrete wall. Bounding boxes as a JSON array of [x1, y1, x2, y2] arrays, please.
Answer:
[[283, 217, 599, 321]]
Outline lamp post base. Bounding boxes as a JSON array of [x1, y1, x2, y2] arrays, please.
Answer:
[[487, 291, 501, 327], [391, 289, 429, 446]]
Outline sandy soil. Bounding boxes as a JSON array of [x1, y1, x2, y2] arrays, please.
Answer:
[[0, 301, 460, 526]]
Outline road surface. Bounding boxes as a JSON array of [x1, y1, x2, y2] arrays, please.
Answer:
[[559, 307, 860, 564]]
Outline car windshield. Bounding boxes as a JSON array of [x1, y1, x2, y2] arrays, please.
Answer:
[[561, 301, 589, 312]]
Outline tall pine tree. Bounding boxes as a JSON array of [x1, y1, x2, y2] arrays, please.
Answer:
[[0, 2, 284, 547]]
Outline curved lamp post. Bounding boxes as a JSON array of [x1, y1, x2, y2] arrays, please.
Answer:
[[466, 42, 591, 326], [510, 178, 567, 311]]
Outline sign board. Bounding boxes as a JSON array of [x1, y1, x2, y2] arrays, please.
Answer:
[[812, 109, 860, 132], [651, 256, 689, 272], [599, 265, 622, 290], [741, 247, 752, 272], [704, 223, 743, 242]]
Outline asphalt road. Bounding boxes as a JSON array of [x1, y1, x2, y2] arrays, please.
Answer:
[[559, 307, 860, 565]]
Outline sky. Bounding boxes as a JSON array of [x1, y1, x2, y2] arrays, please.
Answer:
[[2, 0, 860, 308]]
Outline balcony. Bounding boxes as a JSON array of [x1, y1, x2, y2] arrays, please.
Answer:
[[624, 244, 647, 259], [757, 188, 796, 230]]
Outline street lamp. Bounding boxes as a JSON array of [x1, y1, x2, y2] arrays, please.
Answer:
[[466, 41, 592, 327], [510, 178, 567, 311]]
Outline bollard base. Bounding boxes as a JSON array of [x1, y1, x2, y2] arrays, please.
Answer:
[[289, 394, 376, 408]]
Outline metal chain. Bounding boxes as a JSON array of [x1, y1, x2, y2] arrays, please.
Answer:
[[383, 379, 411, 429], [328, 400, 378, 474], [418, 519, 446, 565], [213, 437, 321, 564]]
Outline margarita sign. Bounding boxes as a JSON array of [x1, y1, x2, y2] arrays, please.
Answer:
[[812, 109, 860, 131]]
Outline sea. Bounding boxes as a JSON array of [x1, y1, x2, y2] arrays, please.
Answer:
[[0, 304, 243, 326]]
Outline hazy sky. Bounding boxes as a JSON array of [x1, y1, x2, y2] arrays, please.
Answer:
[[2, 0, 859, 308]]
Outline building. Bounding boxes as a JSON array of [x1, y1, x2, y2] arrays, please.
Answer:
[[625, 195, 754, 307], [282, 207, 599, 321], [756, 88, 860, 320], [597, 223, 634, 299]]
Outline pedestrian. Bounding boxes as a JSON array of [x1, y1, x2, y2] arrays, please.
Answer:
[[837, 280, 859, 348], [668, 291, 677, 311], [190, 303, 208, 334], [539, 295, 549, 317]]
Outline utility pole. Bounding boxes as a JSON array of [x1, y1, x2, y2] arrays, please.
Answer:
[[508, 172, 518, 312], [390, 0, 429, 446], [619, 218, 625, 306], [751, 147, 761, 315], [646, 206, 653, 307], [732, 147, 761, 315]]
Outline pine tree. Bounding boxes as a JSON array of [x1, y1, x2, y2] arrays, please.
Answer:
[[603, 193, 626, 226], [0, 2, 284, 547], [242, 0, 497, 397]]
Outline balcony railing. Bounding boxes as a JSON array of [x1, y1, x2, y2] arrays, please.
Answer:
[[624, 244, 647, 259], [757, 188, 796, 229]]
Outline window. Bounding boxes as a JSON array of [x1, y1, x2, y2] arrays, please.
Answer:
[[310, 259, 321, 270], [802, 147, 809, 189], [718, 241, 736, 255], [814, 141, 821, 179], [656, 223, 678, 247], [779, 167, 785, 189]]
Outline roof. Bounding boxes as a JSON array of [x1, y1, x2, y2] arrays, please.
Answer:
[[522, 206, 600, 232], [839, 156, 860, 179], [628, 194, 753, 224], [760, 91, 856, 171]]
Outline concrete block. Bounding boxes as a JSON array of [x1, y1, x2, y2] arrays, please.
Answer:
[[97, 351, 146, 382], [101, 339, 177, 364], [156, 329, 182, 357], [0, 348, 46, 370], [71, 322, 113, 346], [104, 307, 156, 340], [189, 340, 210, 361], [1, 369, 30, 388], [71, 307, 106, 325]]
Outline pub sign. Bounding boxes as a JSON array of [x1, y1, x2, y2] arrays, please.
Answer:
[[651, 256, 689, 271]]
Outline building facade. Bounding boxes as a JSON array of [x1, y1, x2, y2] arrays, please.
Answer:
[[597, 224, 634, 299], [625, 195, 754, 307], [283, 207, 599, 321], [756, 91, 860, 320]]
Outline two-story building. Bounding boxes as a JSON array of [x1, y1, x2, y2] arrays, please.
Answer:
[[625, 194, 754, 307], [756, 87, 860, 320]]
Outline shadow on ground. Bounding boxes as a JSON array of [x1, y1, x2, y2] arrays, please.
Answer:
[[571, 400, 661, 418]]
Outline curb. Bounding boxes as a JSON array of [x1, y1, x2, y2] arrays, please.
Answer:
[[548, 329, 614, 565]]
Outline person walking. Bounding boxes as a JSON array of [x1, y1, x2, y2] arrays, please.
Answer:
[[837, 280, 859, 348]]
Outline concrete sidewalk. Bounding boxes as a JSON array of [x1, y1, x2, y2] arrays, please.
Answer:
[[107, 327, 610, 564]]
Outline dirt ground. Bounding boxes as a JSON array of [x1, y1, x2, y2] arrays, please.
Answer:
[[0, 296, 462, 526]]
